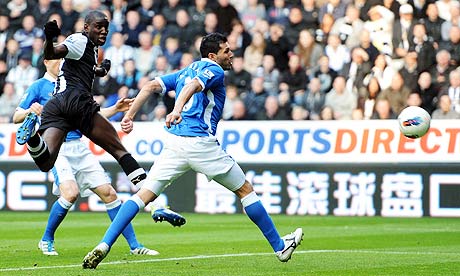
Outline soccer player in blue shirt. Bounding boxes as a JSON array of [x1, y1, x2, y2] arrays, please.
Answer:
[[83, 33, 303, 269], [14, 57, 168, 256]]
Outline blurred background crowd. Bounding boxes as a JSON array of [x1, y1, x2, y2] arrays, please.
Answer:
[[1, 0, 460, 123]]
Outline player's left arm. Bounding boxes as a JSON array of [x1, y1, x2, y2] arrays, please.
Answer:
[[99, 97, 134, 118]]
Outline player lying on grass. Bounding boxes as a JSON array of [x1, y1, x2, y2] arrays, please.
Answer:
[[14, 57, 185, 256]]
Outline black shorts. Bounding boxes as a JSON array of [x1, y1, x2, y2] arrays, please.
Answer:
[[38, 87, 100, 136]]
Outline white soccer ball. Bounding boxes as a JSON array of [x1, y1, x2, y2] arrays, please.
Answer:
[[398, 106, 431, 139]]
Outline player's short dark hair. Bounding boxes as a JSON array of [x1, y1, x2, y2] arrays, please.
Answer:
[[85, 10, 107, 24], [200, 33, 227, 58]]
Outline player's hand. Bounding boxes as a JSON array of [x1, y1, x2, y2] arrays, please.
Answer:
[[115, 97, 134, 112], [29, 102, 43, 116], [165, 110, 182, 128], [44, 20, 61, 40], [121, 116, 134, 134], [100, 59, 111, 74]]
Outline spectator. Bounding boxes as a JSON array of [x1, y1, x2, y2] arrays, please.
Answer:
[[325, 33, 350, 73], [406, 92, 423, 108], [228, 98, 249, 120], [13, 15, 45, 53], [103, 32, 134, 78], [363, 5, 394, 56], [1, 39, 20, 70], [392, 4, 416, 60], [331, 4, 364, 49], [202, 12, 220, 35], [103, 85, 129, 122], [161, 0, 184, 25], [133, 31, 162, 76], [264, 23, 290, 72], [409, 23, 436, 73], [122, 10, 147, 48], [291, 105, 309, 120], [149, 14, 170, 50], [398, 51, 419, 92], [284, 6, 307, 49], [0, 60, 7, 94], [351, 108, 364, 120], [244, 76, 269, 120], [256, 95, 290, 120], [377, 72, 411, 115], [415, 72, 439, 115], [325, 76, 357, 120], [222, 84, 240, 120], [30, 37, 44, 70], [440, 1, 460, 41], [225, 55, 252, 95], [279, 53, 307, 105], [266, 0, 290, 26], [0, 15, 14, 55], [211, 0, 239, 35], [116, 59, 143, 96], [31, 0, 58, 28], [439, 25, 460, 66], [303, 77, 326, 120], [369, 54, 396, 91], [189, 35, 203, 60], [436, 0, 457, 22], [440, 69, 460, 113], [341, 47, 371, 94], [432, 94, 460, 119], [421, 3, 445, 47], [315, 13, 335, 46], [300, 0, 320, 30], [358, 29, 379, 64], [430, 49, 455, 90], [179, 52, 194, 69], [5, 0, 31, 33], [310, 55, 338, 94], [56, 0, 80, 36], [243, 31, 266, 75], [93, 73, 120, 102], [188, 0, 210, 27], [293, 29, 323, 74], [109, 0, 127, 33], [169, 9, 203, 53], [5, 51, 38, 96], [319, 105, 335, 120], [137, 0, 159, 27], [240, 0, 266, 31], [0, 82, 21, 123], [359, 77, 381, 120], [371, 98, 397, 119], [148, 102, 168, 122], [319, 0, 348, 23], [163, 36, 182, 70], [254, 55, 280, 95]]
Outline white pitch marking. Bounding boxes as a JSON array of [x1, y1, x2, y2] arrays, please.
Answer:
[[1, 250, 459, 272]]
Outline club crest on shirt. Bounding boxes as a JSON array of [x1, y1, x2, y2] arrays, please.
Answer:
[[202, 69, 214, 79]]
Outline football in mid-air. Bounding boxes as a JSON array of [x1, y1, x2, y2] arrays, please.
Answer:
[[398, 106, 431, 139]]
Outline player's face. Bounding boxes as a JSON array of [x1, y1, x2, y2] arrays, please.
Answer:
[[214, 42, 233, 70], [85, 16, 110, 46]]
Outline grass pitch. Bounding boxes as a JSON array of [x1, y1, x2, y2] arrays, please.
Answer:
[[0, 211, 459, 276]]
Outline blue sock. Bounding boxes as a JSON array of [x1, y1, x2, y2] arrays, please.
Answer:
[[102, 198, 143, 247], [106, 200, 140, 250], [243, 194, 284, 252], [42, 198, 71, 241]]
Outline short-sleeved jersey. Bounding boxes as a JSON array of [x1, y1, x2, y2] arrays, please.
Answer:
[[17, 73, 82, 141], [157, 58, 226, 136], [55, 32, 98, 94]]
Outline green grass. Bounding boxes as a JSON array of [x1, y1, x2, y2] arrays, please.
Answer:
[[0, 212, 459, 275]]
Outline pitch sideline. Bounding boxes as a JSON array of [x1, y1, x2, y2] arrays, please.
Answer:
[[1, 249, 458, 272]]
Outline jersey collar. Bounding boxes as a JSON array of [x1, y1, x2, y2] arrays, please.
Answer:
[[201, 58, 221, 69], [43, 72, 57, 82]]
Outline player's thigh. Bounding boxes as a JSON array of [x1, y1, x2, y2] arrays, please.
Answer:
[[144, 147, 190, 195], [188, 136, 235, 180], [213, 163, 246, 192]]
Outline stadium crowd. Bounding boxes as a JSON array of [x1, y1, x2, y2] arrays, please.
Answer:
[[1, 0, 460, 123]]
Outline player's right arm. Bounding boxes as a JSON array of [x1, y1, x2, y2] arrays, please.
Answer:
[[43, 20, 68, 60]]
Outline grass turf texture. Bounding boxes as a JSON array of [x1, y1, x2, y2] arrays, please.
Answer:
[[0, 212, 459, 275]]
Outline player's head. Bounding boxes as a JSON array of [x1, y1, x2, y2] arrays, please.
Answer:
[[200, 33, 233, 70], [84, 10, 109, 46], [44, 58, 62, 78]]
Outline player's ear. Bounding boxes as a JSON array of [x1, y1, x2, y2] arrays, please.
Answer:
[[208, 52, 217, 60]]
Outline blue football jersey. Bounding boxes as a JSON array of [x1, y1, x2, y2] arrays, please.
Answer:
[[17, 73, 82, 141], [157, 58, 226, 136]]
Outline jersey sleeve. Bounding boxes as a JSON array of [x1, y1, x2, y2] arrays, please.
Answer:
[[17, 82, 40, 110], [195, 65, 224, 91], [156, 70, 182, 93], [61, 33, 87, 60]]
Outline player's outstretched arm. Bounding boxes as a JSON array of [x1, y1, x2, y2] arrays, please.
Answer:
[[165, 78, 203, 128], [43, 20, 67, 60], [121, 79, 163, 133], [99, 97, 134, 118]]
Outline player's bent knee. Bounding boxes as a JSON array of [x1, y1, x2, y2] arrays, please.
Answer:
[[213, 164, 247, 192]]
